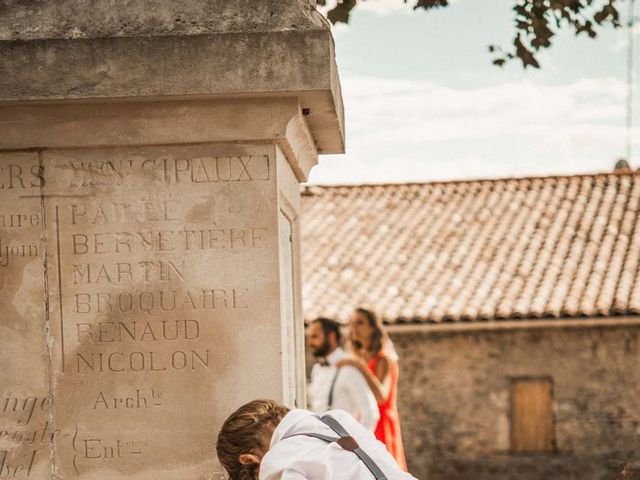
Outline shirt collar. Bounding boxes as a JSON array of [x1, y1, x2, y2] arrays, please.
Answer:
[[325, 347, 345, 366], [269, 409, 315, 449]]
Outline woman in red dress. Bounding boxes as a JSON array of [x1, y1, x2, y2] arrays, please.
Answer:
[[337, 307, 408, 471]]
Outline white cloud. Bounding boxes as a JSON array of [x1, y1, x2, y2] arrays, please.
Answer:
[[612, 22, 640, 51], [342, 75, 627, 146], [317, 0, 464, 17], [307, 74, 637, 184], [317, 0, 414, 17], [355, 0, 414, 15]]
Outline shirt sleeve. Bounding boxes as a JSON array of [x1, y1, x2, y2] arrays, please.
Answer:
[[342, 366, 380, 431]]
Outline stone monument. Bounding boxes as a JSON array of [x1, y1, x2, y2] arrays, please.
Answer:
[[0, 2, 344, 479]]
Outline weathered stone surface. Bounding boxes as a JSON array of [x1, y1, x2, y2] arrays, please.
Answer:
[[0, 0, 323, 40], [1, 3, 341, 478], [0, 98, 319, 180], [42, 144, 284, 479], [391, 325, 640, 480], [0, 151, 51, 480], [0, 1, 344, 154], [1, 139, 310, 479]]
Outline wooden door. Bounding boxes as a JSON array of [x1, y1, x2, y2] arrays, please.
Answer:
[[511, 378, 554, 452]]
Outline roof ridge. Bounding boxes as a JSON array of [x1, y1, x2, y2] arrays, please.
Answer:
[[303, 171, 640, 191]]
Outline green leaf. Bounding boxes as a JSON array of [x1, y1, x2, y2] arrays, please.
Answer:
[[414, 0, 449, 9], [327, 0, 358, 24], [514, 34, 541, 68]]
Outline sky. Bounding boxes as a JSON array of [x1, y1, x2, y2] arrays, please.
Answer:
[[307, 0, 639, 185]]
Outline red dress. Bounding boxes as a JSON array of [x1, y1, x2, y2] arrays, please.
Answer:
[[368, 352, 408, 471]]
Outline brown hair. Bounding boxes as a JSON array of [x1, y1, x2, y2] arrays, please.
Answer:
[[216, 399, 290, 480], [353, 307, 389, 355], [619, 463, 640, 480], [311, 317, 342, 344]]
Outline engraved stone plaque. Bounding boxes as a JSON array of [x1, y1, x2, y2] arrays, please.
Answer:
[[2, 144, 288, 479]]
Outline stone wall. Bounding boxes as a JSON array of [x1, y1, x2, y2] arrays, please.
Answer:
[[390, 322, 640, 480]]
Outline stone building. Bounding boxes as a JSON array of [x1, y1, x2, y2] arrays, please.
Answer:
[[301, 172, 640, 480]]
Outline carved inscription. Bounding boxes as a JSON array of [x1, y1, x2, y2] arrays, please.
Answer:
[[71, 428, 149, 473], [92, 389, 163, 410], [70, 201, 179, 226], [37, 147, 275, 478], [0, 164, 44, 190], [0, 395, 59, 479], [66, 155, 270, 187], [72, 261, 185, 285], [73, 288, 249, 314], [0, 214, 40, 229], [57, 193, 265, 375], [69, 228, 267, 254], [0, 212, 42, 269], [0, 241, 39, 268]]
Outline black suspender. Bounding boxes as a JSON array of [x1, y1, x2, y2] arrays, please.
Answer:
[[282, 414, 389, 480], [327, 368, 341, 409], [320, 416, 388, 480]]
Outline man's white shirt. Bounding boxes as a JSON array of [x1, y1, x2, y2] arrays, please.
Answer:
[[309, 348, 379, 431], [259, 409, 418, 480]]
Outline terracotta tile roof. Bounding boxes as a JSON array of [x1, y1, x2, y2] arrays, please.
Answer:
[[301, 173, 640, 324]]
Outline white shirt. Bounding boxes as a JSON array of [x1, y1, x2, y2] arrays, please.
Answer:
[[309, 348, 379, 431], [260, 409, 418, 480]]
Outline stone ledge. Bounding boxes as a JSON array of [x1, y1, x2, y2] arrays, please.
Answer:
[[0, 3, 344, 154], [0, 97, 319, 181], [0, 0, 325, 40]]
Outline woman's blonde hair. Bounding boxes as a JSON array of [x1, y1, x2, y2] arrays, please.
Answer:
[[216, 399, 290, 480]]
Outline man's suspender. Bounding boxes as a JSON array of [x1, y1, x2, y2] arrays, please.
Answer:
[[327, 369, 341, 409], [282, 415, 388, 480]]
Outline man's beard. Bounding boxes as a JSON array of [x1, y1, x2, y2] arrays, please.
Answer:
[[312, 338, 332, 358]]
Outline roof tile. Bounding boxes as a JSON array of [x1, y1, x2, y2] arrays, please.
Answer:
[[301, 173, 640, 323]]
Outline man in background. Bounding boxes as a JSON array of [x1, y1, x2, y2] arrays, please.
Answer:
[[307, 317, 379, 431]]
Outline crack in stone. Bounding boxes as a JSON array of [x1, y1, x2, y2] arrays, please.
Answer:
[[36, 150, 60, 480]]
